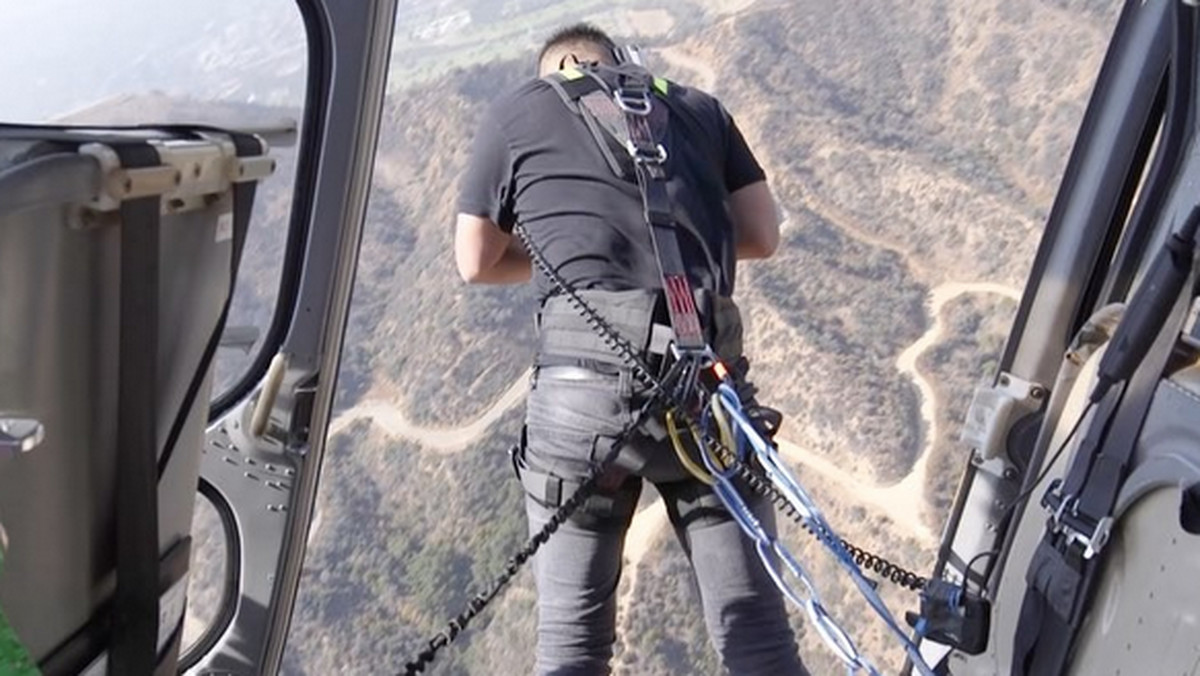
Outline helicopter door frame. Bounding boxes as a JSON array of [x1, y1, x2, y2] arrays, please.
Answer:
[[182, 0, 398, 673]]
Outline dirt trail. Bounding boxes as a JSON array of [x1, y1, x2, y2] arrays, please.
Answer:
[[887, 282, 1021, 527], [326, 369, 530, 451], [319, 282, 1019, 647], [613, 493, 669, 666], [319, 47, 1025, 665]]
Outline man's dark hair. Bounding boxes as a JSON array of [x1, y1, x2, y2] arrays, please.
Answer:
[[537, 23, 617, 72]]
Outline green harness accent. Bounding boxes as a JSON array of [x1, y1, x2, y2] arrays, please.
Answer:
[[0, 546, 40, 676]]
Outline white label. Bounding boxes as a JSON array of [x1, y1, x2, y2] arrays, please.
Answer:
[[216, 212, 234, 242]]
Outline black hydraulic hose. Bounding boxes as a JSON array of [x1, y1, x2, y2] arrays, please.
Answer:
[[1091, 2, 1199, 402], [1092, 204, 1199, 402]]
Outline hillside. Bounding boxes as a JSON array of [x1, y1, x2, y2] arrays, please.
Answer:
[[160, 0, 1123, 673]]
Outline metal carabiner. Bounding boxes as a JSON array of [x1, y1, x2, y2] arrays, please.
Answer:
[[614, 87, 652, 116]]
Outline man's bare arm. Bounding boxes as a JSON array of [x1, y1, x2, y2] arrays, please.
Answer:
[[454, 213, 532, 284], [729, 180, 780, 259]]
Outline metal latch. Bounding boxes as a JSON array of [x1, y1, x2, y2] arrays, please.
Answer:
[[960, 372, 1046, 460], [0, 418, 45, 458]]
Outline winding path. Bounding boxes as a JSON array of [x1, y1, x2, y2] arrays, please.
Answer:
[[326, 369, 531, 451], [315, 48, 1021, 657], [887, 282, 1021, 533], [317, 282, 1020, 653]]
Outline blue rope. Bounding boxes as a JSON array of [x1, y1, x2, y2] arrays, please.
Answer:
[[711, 383, 936, 676]]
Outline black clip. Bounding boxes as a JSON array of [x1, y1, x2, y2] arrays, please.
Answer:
[[906, 579, 990, 655]]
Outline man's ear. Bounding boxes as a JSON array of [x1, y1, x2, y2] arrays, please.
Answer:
[[557, 53, 580, 70]]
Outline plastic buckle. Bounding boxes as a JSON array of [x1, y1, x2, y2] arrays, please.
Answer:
[[614, 88, 652, 115]]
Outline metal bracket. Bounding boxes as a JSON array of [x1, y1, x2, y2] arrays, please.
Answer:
[[960, 372, 1047, 460], [76, 134, 275, 217], [0, 418, 45, 458]]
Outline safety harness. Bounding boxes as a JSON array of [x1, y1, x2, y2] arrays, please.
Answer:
[[512, 62, 733, 510], [522, 61, 933, 675], [405, 59, 936, 676], [544, 63, 710, 356]]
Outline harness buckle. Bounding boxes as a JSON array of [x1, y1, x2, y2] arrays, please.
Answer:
[[1041, 479, 1112, 560], [625, 139, 667, 165], [614, 87, 652, 116], [1064, 516, 1112, 560]]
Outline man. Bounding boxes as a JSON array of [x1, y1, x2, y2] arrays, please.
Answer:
[[454, 23, 807, 675]]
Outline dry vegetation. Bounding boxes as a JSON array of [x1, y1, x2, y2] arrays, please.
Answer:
[[164, 0, 1122, 673]]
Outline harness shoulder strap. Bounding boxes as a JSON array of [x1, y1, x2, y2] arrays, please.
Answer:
[[544, 70, 628, 177]]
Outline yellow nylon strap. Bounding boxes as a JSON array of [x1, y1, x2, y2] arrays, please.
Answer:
[[666, 411, 716, 485]]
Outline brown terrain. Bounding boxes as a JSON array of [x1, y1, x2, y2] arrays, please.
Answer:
[[113, 0, 1121, 673]]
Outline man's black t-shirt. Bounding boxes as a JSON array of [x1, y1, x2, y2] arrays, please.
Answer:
[[457, 71, 765, 299]]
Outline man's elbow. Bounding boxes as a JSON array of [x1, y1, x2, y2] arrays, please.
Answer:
[[738, 238, 777, 260], [747, 229, 780, 259], [737, 217, 781, 259], [456, 258, 487, 283], [730, 181, 781, 260]]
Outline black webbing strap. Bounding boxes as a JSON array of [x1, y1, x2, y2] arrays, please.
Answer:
[[1012, 277, 1195, 675], [156, 130, 262, 479], [544, 73, 628, 178], [618, 72, 706, 351], [551, 65, 708, 351], [111, 141, 163, 676]]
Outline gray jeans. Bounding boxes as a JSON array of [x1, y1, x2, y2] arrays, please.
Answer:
[[522, 364, 809, 676]]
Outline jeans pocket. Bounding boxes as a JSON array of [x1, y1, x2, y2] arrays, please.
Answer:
[[526, 368, 632, 465]]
